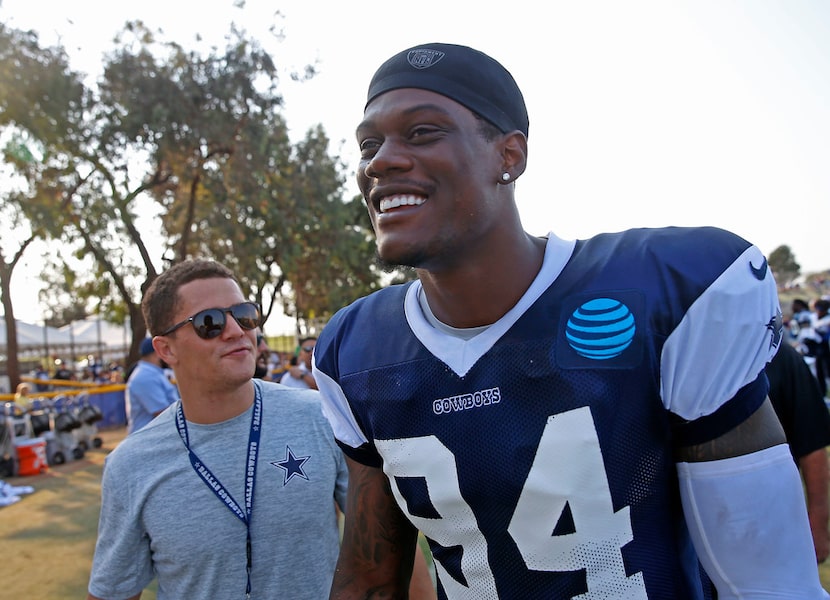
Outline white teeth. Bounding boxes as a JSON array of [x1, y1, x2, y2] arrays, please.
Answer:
[[379, 195, 425, 213]]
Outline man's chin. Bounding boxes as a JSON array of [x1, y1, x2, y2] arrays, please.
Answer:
[[375, 245, 425, 271]]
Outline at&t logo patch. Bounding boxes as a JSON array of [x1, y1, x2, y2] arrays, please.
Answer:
[[558, 291, 644, 369]]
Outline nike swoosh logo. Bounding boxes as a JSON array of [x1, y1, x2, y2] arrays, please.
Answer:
[[749, 257, 768, 280]]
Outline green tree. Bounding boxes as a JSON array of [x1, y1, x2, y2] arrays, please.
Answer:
[[1, 21, 383, 367], [769, 244, 800, 285], [275, 127, 380, 333], [103, 23, 381, 335], [0, 22, 155, 368], [37, 255, 102, 327], [0, 24, 84, 389], [0, 206, 37, 390]]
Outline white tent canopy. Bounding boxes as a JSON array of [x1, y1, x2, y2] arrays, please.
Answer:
[[1, 317, 131, 394], [0, 316, 130, 357]]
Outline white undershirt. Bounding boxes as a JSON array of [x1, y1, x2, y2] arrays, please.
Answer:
[[417, 286, 491, 340]]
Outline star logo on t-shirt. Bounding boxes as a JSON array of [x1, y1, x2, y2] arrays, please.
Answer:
[[271, 446, 310, 485]]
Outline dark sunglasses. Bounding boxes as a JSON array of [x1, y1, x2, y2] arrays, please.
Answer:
[[159, 302, 262, 340], [301, 345, 315, 353]]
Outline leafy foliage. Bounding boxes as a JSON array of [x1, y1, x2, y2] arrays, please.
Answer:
[[769, 244, 800, 285], [0, 21, 383, 374]]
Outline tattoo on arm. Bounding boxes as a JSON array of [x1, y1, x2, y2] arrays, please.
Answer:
[[676, 398, 786, 462], [332, 457, 417, 599]]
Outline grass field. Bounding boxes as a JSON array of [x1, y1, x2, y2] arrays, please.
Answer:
[[2, 427, 829, 597], [0, 428, 158, 599]]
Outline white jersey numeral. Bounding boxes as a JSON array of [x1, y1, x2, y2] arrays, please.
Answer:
[[376, 406, 648, 599], [377, 435, 497, 599]]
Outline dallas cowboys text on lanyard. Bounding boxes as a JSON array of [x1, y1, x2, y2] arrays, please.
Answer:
[[175, 382, 262, 600]]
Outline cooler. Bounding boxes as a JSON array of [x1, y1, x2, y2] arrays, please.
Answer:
[[14, 437, 48, 476]]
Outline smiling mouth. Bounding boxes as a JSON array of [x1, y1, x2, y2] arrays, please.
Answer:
[[379, 194, 426, 213]]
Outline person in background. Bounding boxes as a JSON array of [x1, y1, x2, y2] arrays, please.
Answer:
[[793, 298, 815, 325], [106, 362, 125, 384], [766, 341, 830, 563], [254, 330, 273, 380], [52, 359, 74, 381], [312, 42, 827, 598], [812, 298, 830, 397], [269, 351, 290, 382], [13, 382, 32, 410], [279, 336, 318, 390], [87, 259, 434, 600], [124, 337, 180, 435], [34, 365, 50, 392]]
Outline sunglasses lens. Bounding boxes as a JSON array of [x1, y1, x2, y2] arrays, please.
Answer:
[[193, 308, 226, 339], [231, 303, 261, 331], [186, 303, 260, 339]]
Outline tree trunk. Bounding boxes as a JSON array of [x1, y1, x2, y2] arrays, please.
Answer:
[[1, 268, 22, 392]]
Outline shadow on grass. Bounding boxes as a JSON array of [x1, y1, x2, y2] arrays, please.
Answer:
[[0, 429, 162, 599]]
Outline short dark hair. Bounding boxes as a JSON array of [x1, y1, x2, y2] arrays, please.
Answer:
[[142, 259, 239, 336], [474, 113, 503, 142], [299, 336, 317, 348], [792, 298, 810, 312]]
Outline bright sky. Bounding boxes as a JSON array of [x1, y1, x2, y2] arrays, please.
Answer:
[[2, 0, 829, 329]]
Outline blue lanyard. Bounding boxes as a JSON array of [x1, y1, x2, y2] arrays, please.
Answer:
[[175, 382, 262, 599]]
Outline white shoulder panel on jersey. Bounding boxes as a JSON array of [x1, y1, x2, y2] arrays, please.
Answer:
[[660, 244, 779, 419], [677, 445, 828, 599], [406, 234, 576, 377], [312, 355, 368, 449]]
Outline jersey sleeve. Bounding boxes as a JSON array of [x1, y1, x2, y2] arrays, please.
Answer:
[[313, 334, 384, 467], [660, 244, 782, 445]]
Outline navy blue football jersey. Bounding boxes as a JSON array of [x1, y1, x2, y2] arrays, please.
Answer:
[[314, 227, 782, 599]]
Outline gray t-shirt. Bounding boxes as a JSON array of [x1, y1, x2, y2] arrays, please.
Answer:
[[88, 380, 348, 599]]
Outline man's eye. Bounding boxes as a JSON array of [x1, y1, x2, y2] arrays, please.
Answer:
[[359, 139, 380, 156], [410, 126, 438, 139]]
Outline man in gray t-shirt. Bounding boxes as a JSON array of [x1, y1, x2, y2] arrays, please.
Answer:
[[86, 260, 348, 600]]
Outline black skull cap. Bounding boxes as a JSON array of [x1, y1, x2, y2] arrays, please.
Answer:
[[366, 42, 529, 137]]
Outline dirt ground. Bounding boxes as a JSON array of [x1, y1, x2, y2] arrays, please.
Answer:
[[0, 426, 159, 599]]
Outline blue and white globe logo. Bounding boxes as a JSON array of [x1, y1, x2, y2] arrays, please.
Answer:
[[565, 298, 636, 360]]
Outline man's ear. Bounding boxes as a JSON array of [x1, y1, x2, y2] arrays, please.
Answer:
[[153, 336, 178, 367], [501, 131, 528, 180]]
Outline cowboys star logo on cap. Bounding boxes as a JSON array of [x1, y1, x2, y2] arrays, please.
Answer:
[[368, 43, 529, 136], [407, 49, 445, 69]]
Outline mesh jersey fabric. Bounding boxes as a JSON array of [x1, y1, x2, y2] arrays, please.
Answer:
[[314, 227, 781, 599]]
